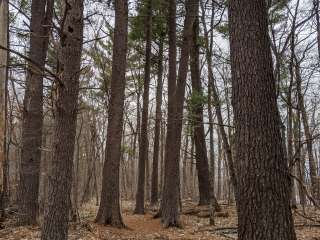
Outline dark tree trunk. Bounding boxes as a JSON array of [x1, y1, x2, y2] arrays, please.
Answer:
[[41, 1, 84, 239], [135, 0, 153, 214], [190, 13, 210, 206], [95, 0, 128, 228], [229, 1, 297, 239], [18, 0, 53, 225], [160, 0, 197, 227], [151, 38, 164, 206]]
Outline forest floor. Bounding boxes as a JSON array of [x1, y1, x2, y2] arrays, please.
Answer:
[[1, 200, 320, 240]]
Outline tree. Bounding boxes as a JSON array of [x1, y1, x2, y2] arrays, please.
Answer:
[[189, 10, 211, 206], [135, 0, 153, 214], [229, 0, 297, 239], [151, 37, 164, 206], [160, 0, 198, 227], [95, 0, 128, 227], [0, 0, 8, 220], [41, 0, 84, 239], [18, 0, 53, 225]]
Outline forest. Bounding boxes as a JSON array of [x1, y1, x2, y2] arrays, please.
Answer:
[[0, 0, 320, 239]]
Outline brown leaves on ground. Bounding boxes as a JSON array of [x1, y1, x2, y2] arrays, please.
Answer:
[[0, 201, 320, 240]]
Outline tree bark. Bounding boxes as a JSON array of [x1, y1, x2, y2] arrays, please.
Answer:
[[151, 38, 164, 206], [18, 0, 53, 225], [229, 0, 297, 239], [95, 0, 128, 228], [135, 0, 153, 214], [41, 1, 84, 239]]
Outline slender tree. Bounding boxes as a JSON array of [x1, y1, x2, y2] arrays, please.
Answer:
[[0, 0, 8, 220], [189, 11, 211, 206], [41, 0, 84, 239], [229, 0, 297, 239], [95, 0, 128, 227], [151, 37, 164, 205], [135, 0, 153, 214], [18, 0, 53, 225]]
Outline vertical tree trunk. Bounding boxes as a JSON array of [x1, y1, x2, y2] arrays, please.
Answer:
[[190, 12, 211, 206], [159, 0, 178, 226], [41, 0, 84, 239], [151, 38, 164, 206], [135, 0, 153, 214], [293, 111, 306, 208], [95, 0, 128, 228], [229, 0, 297, 239], [160, 0, 197, 227], [0, 0, 8, 220], [19, 0, 53, 225], [217, 130, 222, 200]]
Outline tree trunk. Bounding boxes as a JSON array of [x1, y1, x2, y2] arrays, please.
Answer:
[[293, 111, 306, 208], [190, 13, 211, 206], [0, 0, 8, 220], [229, 0, 297, 239], [18, 0, 53, 225], [135, 0, 153, 214], [41, 1, 84, 239], [95, 0, 128, 228], [151, 38, 164, 206], [160, 0, 197, 227]]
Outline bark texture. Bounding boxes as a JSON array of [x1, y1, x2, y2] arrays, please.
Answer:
[[95, 0, 128, 227], [41, 0, 84, 239], [229, 1, 297, 239], [18, 0, 53, 225]]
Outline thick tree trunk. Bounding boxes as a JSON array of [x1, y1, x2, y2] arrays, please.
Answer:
[[18, 0, 53, 225], [190, 14, 211, 206], [95, 0, 128, 228], [135, 0, 153, 214], [0, 0, 8, 220], [41, 1, 84, 239], [151, 39, 164, 206], [229, 1, 297, 239]]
